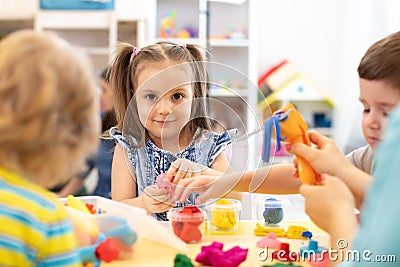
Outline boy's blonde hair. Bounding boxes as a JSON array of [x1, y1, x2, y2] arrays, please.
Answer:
[[0, 30, 99, 188]]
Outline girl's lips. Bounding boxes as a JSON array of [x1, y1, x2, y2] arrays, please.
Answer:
[[155, 120, 174, 126]]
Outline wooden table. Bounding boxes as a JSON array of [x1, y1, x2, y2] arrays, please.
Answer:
[[103, 220, 330, 267]]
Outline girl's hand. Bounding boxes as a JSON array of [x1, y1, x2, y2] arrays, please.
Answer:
[[299, 174, 355, 233], [166, 158, 222, 185], [141, 185, 175, 214]]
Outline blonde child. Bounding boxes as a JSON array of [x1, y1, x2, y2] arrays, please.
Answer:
[[0, 30, 99, 266], [109, 41, 241, 220]]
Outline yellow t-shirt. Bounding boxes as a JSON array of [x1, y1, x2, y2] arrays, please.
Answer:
[[0, 167, 82, 267]]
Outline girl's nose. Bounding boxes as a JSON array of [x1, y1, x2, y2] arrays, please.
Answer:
[[155, 98, 173, 115]]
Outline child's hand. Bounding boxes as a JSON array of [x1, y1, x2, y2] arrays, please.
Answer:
[[173, 175, 219, 203], [173, 171, 241, 204], [141, 185, 175, 214], [166, 158, 221, 185], [287, 131, 352, 177], [299, 174, 356, 233]]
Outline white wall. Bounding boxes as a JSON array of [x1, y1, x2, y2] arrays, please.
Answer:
[[256, 0, 400, 151]]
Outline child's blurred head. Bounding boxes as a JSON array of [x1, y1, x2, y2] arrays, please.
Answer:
[[357, 31, 400, 149], [0, 30, 99, 187], [100, 66, 113, 113], [111, 41, 212, 145]]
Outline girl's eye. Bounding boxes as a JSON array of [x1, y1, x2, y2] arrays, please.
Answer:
[[145, 94, 157, 101], [363, 109, 370, 114], [173, 93, 184, 100]]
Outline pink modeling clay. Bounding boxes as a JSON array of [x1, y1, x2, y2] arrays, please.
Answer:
[[256, 232, 282, 248], [156, 173, 174, 197], [195, 241, 248, 267]]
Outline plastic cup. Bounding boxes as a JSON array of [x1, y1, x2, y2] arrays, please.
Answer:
[[168, 206, 205, 243], [205, 198, 242, 235]]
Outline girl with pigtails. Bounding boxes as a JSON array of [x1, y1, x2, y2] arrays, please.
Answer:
[[109, 41, 241, 220]]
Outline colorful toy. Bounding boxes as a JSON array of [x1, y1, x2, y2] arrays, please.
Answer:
[[169, 206, 205, 243], [66, 195, 137, 266], [256, 232, 282, 249], [160, 10, 176, 38], [301, 230, 313, 239], [263, 103, 320, 184], [300, 240, 327, 258], [195, 241, 248, 267], [272, 243, 298, 262], [174, 253, 194, 267], [286, 225, 309, 239], [254, 223, 286, 237]]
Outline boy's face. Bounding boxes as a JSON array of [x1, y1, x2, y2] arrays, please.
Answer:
[[135, 62, 194, 149], [359, 78, 400, 149]]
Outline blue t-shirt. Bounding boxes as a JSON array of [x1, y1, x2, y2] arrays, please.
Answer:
[[110, 127, 237, 221], [340, 105, 400, 266]]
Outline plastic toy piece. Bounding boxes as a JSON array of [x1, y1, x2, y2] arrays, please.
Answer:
[[256, 232, 282, 249], [174, 253, 194, 267], [300, 240, 328, 258], [272, 243, 298, 262], [67, 194, 91, 214], [286, 225, 309, 239], [195, 241, 248, 267], [254, 223, 286, 237], [301, 230, 313, 239], [156, 173, 174, 197], [263, 103, 320, 184]]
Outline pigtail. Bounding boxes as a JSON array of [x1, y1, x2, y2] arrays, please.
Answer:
[[110, 42, 146, 146], [110, 42, 135, 131], [185, 44, 213, 132]]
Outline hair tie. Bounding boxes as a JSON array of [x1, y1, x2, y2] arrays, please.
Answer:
[[133, 47, 141, 55], [180, 44, 187, 49], [129, 47, 141, 63]]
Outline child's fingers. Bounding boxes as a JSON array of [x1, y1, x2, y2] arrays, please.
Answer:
[[165, 166, 177, 182], [173, 178, 196, 201]]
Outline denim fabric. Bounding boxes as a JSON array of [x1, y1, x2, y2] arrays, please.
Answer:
[[110, 127, 237, 221]]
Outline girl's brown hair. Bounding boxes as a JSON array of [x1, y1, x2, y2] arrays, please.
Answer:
[[110, 41, 212, 144], [358, 31, 400, 91], [0, 30, 99, 188]]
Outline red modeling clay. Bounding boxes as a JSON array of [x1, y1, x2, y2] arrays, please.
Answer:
[[170, 206, 204, 243], [195, 241, 248, 267], [272, 242, 298, 262]]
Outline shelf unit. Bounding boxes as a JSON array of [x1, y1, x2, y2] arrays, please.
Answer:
[[1, 0, 151, 77], [151, 0, 260, 170]]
